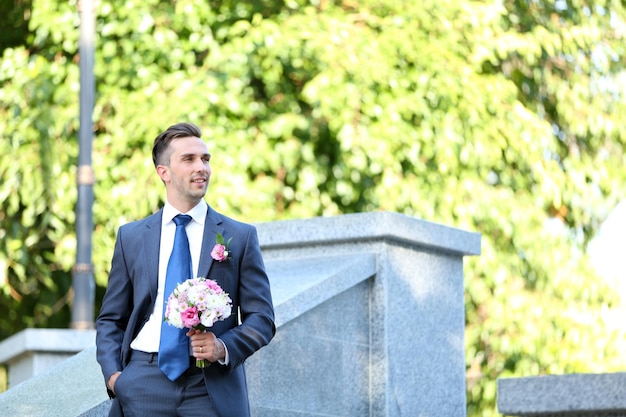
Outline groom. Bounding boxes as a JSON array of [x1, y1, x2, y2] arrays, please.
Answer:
[[96, 122, 275, 417]]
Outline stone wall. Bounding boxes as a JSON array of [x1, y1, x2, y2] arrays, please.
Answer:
[[0, 212, 481, 417]]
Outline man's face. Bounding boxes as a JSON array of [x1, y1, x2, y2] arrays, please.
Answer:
[[157, 136, 211, 209]]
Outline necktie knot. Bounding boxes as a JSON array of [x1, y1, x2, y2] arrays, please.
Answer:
[[173, 214, 192, 227]]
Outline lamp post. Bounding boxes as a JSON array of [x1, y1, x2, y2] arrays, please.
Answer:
[[71, 0, 95, 330]]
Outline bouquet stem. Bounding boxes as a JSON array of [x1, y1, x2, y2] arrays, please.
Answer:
[[196, 358, 210, 368]]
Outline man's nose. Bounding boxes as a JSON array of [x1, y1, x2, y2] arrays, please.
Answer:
[[194, 159, 208, 171]]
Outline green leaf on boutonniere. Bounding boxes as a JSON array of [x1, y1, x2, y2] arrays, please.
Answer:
[[215, 233, 232, 247]]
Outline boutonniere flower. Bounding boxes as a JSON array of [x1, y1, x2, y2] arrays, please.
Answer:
[[211, 233, 232, 262]]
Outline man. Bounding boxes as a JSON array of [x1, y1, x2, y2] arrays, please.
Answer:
[[96, 122, 275, 417]]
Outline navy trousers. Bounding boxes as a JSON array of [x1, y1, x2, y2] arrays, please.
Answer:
[[112, 350, 218, 417]]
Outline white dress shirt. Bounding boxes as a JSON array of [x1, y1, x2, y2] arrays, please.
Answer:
[[130, 201, 207, 353]]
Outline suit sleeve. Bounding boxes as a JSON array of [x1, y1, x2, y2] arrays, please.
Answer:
[[218, 225, 275, 372], [95, 227, 133, 389]]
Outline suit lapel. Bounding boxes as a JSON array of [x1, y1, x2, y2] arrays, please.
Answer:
[[199, 206, 224, 278], [144, 210, 163, 305]]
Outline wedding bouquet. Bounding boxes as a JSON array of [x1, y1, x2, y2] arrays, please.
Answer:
[[164, 277, 232, 368]]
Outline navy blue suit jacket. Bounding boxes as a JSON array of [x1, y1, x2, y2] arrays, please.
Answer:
[[96, 205, 275, 417]]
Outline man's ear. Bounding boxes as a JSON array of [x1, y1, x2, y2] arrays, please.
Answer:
[[156, 165, 170, 183]]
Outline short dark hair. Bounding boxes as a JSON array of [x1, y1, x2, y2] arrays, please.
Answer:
[[152, 122, 202, 167]]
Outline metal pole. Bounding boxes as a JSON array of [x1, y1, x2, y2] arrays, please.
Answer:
[[71, 0, 95, 330]]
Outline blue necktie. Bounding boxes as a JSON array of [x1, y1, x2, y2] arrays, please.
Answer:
[[158, 214, 193, 381]]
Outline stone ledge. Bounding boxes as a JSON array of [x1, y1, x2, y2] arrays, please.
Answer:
[[256, 211, 481, 256], [497, 373, 626, 416], [0, 346, 107, 417], [266, 252, 377, 327], [0, 328, 96, 364]]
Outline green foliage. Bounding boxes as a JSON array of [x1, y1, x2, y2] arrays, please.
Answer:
[[0, 36, 78, 336], [0, 0, 30, 50], [1, 0, 626, 414]]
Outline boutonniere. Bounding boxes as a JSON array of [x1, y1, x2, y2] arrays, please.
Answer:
[[211, 233, 232, 262]]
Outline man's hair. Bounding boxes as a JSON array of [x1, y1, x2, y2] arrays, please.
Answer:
[[152, 122, 202, 167]]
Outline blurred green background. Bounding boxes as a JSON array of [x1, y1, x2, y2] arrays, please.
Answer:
[[1, 0, 625, 414]]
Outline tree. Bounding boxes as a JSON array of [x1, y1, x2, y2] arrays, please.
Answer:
[[1, 0, 625, 414], [0, 0, 30, 50]]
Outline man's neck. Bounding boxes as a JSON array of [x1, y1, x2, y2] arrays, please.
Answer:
[[166, 199, 204, 214]]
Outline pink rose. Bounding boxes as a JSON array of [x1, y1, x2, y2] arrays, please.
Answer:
[[211, 244, 228, 262], [206, 279, 222, 293], [180, 306, 201, 328]]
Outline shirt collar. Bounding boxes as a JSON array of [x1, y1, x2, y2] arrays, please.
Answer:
[[163, 200, 207, 226]]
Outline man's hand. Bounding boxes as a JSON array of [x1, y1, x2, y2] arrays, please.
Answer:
[[108, 371, 122, 394], [188, 329, 226, 362]]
